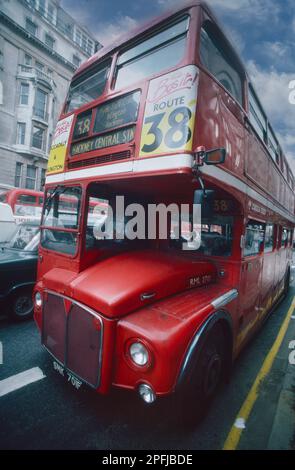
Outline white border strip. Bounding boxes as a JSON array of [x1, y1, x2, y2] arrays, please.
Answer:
[[45, 154, 193, 185], [46, 155, 294, 223]]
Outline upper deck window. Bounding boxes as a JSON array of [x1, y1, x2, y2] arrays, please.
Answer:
[[249, 86, 267, 143], [268, 126, 280, 164], [114, 17, 189, 91], [200, 22, 243, 105], [65, 61, 111, 113]]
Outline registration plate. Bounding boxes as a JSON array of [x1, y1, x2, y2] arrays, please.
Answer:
[[53, 361, 82, 390]]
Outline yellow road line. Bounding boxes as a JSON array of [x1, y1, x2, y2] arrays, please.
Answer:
[[223, 295, 295, 450]]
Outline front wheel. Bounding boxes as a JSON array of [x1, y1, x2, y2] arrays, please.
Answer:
[[10, 288, 34, 321], [173, 324, 225, 427]]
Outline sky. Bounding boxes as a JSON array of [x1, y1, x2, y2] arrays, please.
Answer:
[[61, 0, 295, 173]]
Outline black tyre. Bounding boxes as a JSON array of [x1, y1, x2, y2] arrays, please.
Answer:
[[173, 324, 225, 427], [10, 288, 34, 321]]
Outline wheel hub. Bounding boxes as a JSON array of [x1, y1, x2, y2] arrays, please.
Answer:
[[15, 296, 33, 316]]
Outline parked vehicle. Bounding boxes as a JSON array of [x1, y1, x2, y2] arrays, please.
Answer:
[[0, 203, 16, 243], [0, 222, 39, 321], [0, 188, 44, 224]]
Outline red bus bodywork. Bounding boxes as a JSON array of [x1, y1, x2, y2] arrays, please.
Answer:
[[34, 1, 295, 412]]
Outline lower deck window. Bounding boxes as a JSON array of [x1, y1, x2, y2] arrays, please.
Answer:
[[244, 221, 264, 256], [41, 186, 81, 255], [170, 215, 233, 256]]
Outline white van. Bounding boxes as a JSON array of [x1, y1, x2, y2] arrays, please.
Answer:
[[0, 202, 16, 243]]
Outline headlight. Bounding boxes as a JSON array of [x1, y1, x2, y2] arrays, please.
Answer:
[[35, 292, 42, 308], [129, 342, 149, 366]]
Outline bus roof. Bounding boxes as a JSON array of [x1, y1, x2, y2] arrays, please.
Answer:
[[74, 1, 221, 78]]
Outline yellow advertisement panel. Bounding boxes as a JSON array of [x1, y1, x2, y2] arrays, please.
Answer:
[[139, 65, 199, 157], [47, 114, 74, 174]]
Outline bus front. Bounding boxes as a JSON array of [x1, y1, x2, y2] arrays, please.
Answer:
[[34, 2, 234, 416]]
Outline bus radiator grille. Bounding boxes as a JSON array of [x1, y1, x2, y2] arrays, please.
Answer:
[[68, 150, 131, 169], [42, 292, 102, 388]]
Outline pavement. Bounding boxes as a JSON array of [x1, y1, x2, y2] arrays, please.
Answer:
[[0, 275, 295, 450]]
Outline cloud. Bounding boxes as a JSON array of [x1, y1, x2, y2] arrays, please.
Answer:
[[225, 27, 245, 53], [95, 15, 138, 46], [157, 0, 281, 22]]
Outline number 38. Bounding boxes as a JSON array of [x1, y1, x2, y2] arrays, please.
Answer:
[[141, 106, 192, 153]]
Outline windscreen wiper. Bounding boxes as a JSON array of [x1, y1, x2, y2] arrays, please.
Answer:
[[44, 185, 66, 211]]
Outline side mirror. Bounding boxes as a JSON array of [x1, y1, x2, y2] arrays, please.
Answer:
[[204, 148, 226, 165]]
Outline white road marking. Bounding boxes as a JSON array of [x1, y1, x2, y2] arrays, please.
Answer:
[[234, 417, 246, 429], [0, 367, 45, 397]]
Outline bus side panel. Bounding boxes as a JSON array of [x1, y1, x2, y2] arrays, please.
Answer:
[[260, 250, 276, 317], [195, 70, 245, 179]]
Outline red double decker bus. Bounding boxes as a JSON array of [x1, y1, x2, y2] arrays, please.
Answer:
[[0, 188, 44, 222], [34, 1, 295, 423]]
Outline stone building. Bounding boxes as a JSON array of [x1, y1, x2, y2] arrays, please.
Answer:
[[0, 0, 100, 191]]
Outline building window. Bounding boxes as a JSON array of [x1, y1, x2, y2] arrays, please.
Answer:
[[24, 53, 32, 65], [0, 50, 3, 69], [73, 55, 81, 68], [34, 88, 47, 119], [82, 34, 87, 52], [15, 162, 23, 187], [20, 83, 29, 105], [38, 0, 46, 16], [26, 165, 37, 190], [87, 39, 93, 55], [45, 33, 54, 49], [40, 168, 46, 190], [26, 18, 38, 36], [35, 61, 44, 71], [16, 122, 26, 145], [47, 3, 55, 24], [27, 0, 36, 8], [75, 29, 82, 46], [32, 125, 45, 149]]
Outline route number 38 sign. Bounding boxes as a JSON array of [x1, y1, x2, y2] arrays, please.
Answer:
[[139, 65, 198, 157]]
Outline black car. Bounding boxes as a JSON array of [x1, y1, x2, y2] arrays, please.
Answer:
[[0, 222, 39, 321]]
